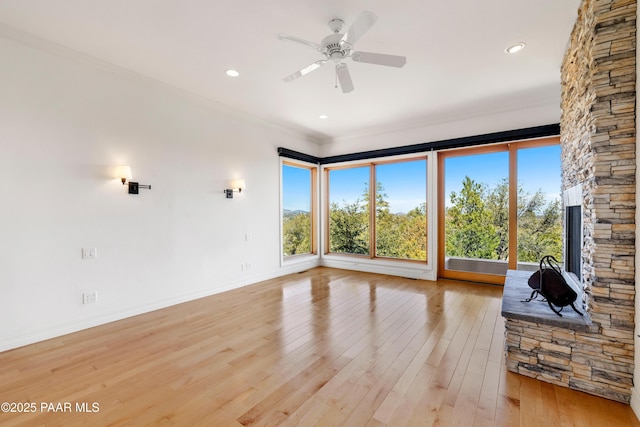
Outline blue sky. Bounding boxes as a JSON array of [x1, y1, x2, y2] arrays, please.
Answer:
[[444, 145, 561, 207], [283, 145, 561, 212], [283, 160, 427, 214], [327, 161, 427, 214], [518, 145, 562, 201], [282, 165, 311, 211]]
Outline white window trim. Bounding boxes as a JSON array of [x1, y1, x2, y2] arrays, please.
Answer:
[[280, 158, 320, 267], [319, 153, 437, 281]]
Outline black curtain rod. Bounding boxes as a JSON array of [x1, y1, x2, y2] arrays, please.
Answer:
[[278, 123, 560, 165], [277, 147, 320, 164]]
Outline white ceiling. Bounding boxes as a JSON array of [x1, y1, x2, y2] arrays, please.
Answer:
[[0, 0, 581, 142]]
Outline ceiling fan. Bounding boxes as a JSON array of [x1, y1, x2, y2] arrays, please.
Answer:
[[277, 10, 407, 93]]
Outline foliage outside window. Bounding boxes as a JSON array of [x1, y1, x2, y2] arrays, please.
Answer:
[[445, 177, 562, 262], [327, 158, 427, 262], [328, 166, 370, 255], [441, 141, 562, 281], [282, 162, 316, 258], [517, 145, 563, 263]]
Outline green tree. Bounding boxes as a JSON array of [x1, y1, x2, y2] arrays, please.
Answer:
[[517, 196, 562, 262], [397, 203, 427, 260], [328, 180, 427, 260], [445, 175, 563, 264], [371, 182, 398, 258], [282, 212, 311, 257], [370, 183, 426, 261], [329, 198, 369, 254], [445, 176, 499, 259], [485, 179, 509, 260]]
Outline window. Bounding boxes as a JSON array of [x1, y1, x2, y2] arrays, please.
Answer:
[[375, 161, 427, 260], [442, 148, 509, 277], [438, 137, 561, 284], [326, 157, 427, 262], [516, 145, 563, 266], [327, 165, 370, 255], [282, 161, 317, 258]]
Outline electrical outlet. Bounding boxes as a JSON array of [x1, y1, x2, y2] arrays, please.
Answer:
[[82, 247, 98, 260], [82, 291, 98, 304]]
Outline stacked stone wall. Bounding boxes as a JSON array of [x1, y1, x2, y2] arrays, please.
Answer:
[[505, 319, 634, 402], [505, 0, 636, 403]]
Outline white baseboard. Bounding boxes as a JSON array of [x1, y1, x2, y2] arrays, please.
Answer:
[[631, 387, 640, 418], [321, 257, 435, 281], [0, 261, 321, 353], [2, 258, 432, 352], [0, 282, 240, 353]]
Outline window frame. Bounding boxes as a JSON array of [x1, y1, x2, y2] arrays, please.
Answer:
[[281, 159, 318, 262], [323, 155, 428, 264], [437, 136, 561, 284]]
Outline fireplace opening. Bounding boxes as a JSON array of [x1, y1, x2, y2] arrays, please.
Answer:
[[565, 205, 581, 280]]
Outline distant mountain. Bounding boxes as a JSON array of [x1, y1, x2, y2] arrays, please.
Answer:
[[283, 209, 309, 218], [284, 209, 412, 217]]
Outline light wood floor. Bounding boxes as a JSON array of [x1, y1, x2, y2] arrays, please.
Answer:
[[1, 267, 639, 426]]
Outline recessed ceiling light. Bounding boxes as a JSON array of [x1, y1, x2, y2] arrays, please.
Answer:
[[225, 69, 240, 77], [319, 114, 328, 119], [505, 43, 526, 54]]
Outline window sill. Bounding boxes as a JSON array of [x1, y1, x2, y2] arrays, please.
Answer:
[[321, 254, 433, 280], [282, 253, 320, 266]]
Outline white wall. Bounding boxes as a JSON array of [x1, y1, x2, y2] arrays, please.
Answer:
[[0, 29, 319, 352]]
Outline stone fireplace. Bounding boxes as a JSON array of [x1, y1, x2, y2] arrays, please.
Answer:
[[503, 0, 636, 403]]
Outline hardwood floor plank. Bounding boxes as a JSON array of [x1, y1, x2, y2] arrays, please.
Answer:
[[313, 294, 430, 425], [389, 363, 439, 426], [441, 294, 490, 407], [341, 314, 432, 426], [472, 300, 503, 426], [495, 363, 522, 427], [539, 381, 562, 426], [0, 267, 637, 426], [519, 376, 545, 427]]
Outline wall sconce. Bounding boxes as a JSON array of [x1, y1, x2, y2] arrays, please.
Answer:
[[224, 179, 245, 198], [115, 165, 151, 195]]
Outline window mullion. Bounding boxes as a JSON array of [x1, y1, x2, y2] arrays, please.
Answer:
[[508, 144, 518, 270], [324, 168, 330, 255], [311, 167, 318, 255], [370, 165, 376, 259]]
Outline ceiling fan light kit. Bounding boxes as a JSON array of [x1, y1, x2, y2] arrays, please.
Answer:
[[278, 10, 407, 93]]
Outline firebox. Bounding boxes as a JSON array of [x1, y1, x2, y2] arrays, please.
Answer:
[[565, 205, 581, 280]]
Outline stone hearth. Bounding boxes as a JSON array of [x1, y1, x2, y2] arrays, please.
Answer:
[[502, 271, 593, 332]]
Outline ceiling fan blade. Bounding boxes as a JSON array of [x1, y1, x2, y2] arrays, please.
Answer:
[[351, 51, 406, 68], [341, 10, 378, 47], [283, 60, 327, 82], [276, 33, 320, 51], [336, 63, 354, 93]]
